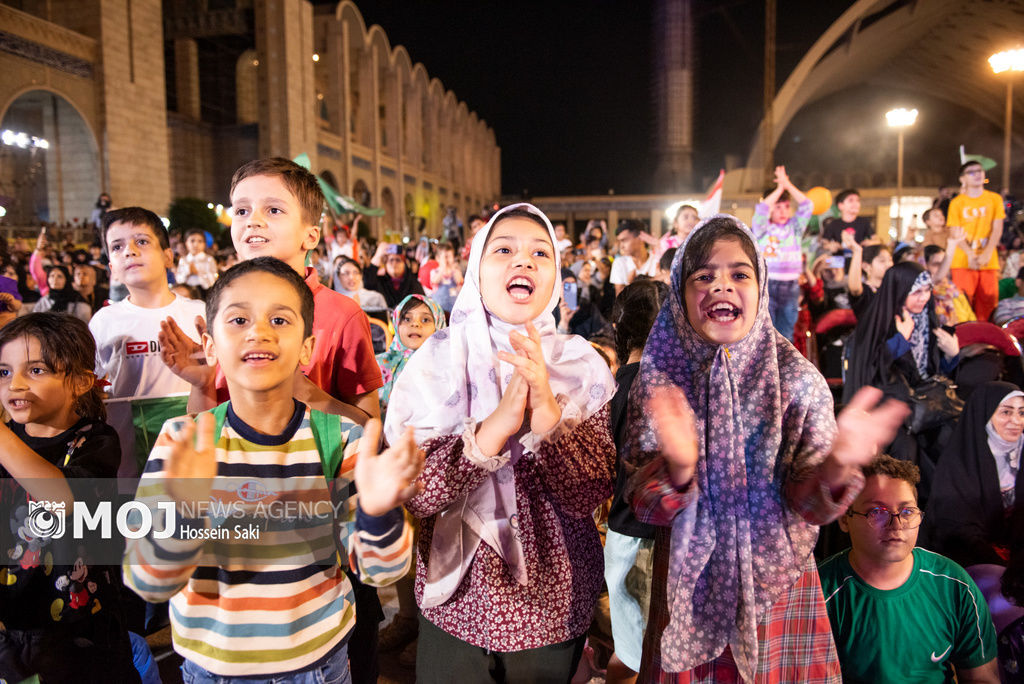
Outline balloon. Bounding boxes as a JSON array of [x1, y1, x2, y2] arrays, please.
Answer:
[[806, 187, 833, 215]]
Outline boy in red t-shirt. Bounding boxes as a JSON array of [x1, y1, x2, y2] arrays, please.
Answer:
[[159, 158, 382, 420]]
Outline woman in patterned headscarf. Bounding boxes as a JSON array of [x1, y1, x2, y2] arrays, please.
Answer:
[[625, 215, 906, 682]]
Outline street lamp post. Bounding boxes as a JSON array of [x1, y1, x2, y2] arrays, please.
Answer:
[[885, 108, 918, 241], [989, 48, 1024, 195]]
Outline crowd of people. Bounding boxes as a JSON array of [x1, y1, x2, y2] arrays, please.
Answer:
[[0, 155, 1022, 684]]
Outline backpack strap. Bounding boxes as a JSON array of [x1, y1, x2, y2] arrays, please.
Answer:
[[202, 401, 342, 482], [206, 401, 231, 444], [309, 408, 344, 481]]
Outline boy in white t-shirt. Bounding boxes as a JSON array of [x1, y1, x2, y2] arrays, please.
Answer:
[[90, 207, 206, 476], [610, 220, 658, 295]]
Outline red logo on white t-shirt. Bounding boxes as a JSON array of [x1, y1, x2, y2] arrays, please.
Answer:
[[126, 341, 150, 355]]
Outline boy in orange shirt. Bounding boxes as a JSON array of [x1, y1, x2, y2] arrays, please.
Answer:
[[947, 161, 1006, 320]]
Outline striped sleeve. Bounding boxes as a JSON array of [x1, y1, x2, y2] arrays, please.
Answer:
[[123, 416, 206, 602], [333, 419, 412, 588]]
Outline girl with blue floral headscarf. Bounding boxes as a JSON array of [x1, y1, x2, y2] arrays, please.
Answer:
[[376, 294, 446, 413]]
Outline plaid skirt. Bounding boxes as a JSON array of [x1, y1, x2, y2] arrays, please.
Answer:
[[638, 527, 841, 683]]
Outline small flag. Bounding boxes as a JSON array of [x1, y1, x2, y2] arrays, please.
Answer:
[[959, 145, 997, 171], [701, 170, 725, 218]]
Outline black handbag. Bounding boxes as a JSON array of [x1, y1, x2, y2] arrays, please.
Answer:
[[883, 373, 964, 434]]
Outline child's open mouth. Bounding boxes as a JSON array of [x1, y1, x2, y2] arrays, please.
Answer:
[[705, 301, 741, 322], [245, 235, 269, 245], [6, 398, 30, 410], [242, 350, 277, 365], [506, 276, 535, 301]]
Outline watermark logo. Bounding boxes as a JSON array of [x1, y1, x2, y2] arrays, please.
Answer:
[[26, 500, 65, 539], [7, 478, 346, 566], [25, 500, 176, 540]]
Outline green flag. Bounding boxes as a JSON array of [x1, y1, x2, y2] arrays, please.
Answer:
[[292, 153, 385, 217]]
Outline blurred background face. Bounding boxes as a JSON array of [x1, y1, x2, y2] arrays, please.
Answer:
[[385, 254, 406, 278], [469, 218, 487, 239], [186, 233, 206, 255], [47, 268, 66, 291], [863, 250, 893, 283], [924, 209, 945, 230], [338, 262, 362, 291], [616, 231, 638, 258], [73, 265, 95, 290], [925, 250, 945, 279], [838, 194, 861, 216], [903, 286, 932, 314], [769, 200, 792, 225], [960, 164, 985, 189], [674, 208, 699, 237]]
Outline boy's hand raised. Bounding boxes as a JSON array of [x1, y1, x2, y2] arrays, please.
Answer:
[[164, 412, 218, 506], [159, 315, 214, 388], [355, 420, 424, 516]]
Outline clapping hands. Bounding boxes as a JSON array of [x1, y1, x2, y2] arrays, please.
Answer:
[[648, 385, 699, 488], [354, 419, 424, 516], [498, 322, 561, 434], [478, 322, 562, 456]]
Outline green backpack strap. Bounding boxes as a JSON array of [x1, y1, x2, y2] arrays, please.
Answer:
[[206, 401, 231, 444], [200, 401, 342, 482], [309, 408, 344, 481]]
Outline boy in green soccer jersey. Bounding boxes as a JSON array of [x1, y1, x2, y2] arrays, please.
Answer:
[[818, 456, 998, 683]]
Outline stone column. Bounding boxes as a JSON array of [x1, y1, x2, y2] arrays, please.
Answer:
[[97, 0, 171, 212], [174, 38, 201, 119], [254, 0, 316, 159]]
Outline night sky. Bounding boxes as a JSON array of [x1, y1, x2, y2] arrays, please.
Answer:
[[334, 1, 1003, 197]]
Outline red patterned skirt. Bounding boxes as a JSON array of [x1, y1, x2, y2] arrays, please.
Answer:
[[638, 527, 841, 683]]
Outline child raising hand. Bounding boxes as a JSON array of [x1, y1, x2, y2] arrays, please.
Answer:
[[124, 257, 421, 680]]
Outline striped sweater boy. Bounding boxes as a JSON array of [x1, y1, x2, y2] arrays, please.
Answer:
[[123, 401, 411, 676]]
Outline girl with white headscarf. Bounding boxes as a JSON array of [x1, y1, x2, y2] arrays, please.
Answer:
[[625, 215, 906, 682], [384, 203, 616, 682]]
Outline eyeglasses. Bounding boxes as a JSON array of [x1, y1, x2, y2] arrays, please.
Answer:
[[963, 168, 985, 176], [847, 506, 923, 529]]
